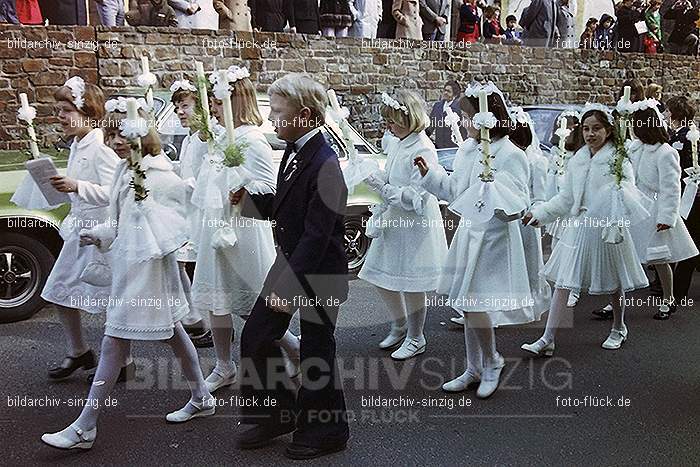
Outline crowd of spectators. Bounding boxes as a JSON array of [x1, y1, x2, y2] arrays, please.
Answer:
[[1, 0, 697, 56]]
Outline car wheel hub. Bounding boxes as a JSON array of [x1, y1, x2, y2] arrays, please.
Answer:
[[0, 249, 39, 308]]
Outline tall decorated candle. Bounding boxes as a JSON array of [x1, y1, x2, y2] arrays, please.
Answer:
[[19, 93, 40, 159], [689, 122, 699, 168], [558, 117, 568, 153], [141, 54, 154, 110], [218, 70, 236, 145], [478, 89, 492, 179]]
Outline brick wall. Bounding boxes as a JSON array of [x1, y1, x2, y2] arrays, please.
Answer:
[[1, 25, 699, 151]]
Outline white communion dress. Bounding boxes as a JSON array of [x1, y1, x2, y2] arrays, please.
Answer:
[[41, 129, 120, 313], [190, 125, 277, 316], [531, 142, 650, 295], [358, 131, 448, 292], [422, 136, 545, 326], [84, 153, 191, 340]]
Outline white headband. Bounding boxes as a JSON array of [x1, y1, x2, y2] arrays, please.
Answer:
[[169, 79, 197, 93], [381, 92, 409, 115], [64, 76, 85, 110], [630, 98, 667, 128], [580, 102, 615, 125], [105, 97, 149, 114], [509, 106, 532, 125], [209, 66, 251, 100], [465, 81, 515, 123]]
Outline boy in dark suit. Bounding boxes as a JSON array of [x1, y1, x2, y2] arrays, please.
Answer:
[[231, 74, 350, 460]]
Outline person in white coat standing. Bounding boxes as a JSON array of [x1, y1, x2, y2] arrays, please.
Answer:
[[41, 77, 121, 381], [521, 106, 649, 355], [627, 101, 699, 320], [415, 86, 541, 398], [169, 0, 219, 29], [349, 0, 382, 37], [360, 90, 448, 361]]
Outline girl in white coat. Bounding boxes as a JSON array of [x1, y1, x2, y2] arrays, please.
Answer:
[[191, 68, 287, 392], [170, 80, 212, 345], [627, 101, 698, 319], [41, 108, 214, 450], [360, 90, 448, 360], [415, 87, 540, 398], [41, 77, 121, 380], [521, 106, 649, 354]]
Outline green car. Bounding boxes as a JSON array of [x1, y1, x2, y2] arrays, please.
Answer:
[[0, 90, 385, 323]]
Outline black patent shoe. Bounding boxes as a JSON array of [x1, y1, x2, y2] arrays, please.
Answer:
[[86, 361, 136, 384], [189, 329, 214, 348], [48, 350, 96, 380]]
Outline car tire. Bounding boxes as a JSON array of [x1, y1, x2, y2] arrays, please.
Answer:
[[0, 232, 55, 323], [344, 214, 371, 277]]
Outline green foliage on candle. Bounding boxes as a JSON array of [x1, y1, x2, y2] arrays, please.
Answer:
[[611, 117, 629, 186], [222, 140, 249, 168]]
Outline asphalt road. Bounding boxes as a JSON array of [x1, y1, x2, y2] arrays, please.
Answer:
[[1, 277, 699, 466]]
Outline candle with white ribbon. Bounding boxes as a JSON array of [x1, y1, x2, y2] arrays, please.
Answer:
[[19, 93, 40, 159], [620, 85, 631, 140], [141, 54, 154, 110], [218, 70, 236, 145], [327, 89, 342, 114], [478, 90, 492, 178], [126, 98, 142, 162], [195, 61, 211, 122]]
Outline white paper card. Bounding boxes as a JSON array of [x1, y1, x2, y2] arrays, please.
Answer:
[[25, 158, 71, 206]]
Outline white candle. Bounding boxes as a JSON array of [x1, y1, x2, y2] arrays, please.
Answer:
[[126, 98, 143, 160], [327, 89, 342, 114], [623, 86, 631, 104], [19, 93, 40, 159], [478, 90, 491, 176], [690, 122, 699, 168], [140, 55, 150, 75], [140, 55, 154, 111], [218, 70, 236, 145], [558, 117, 568, 153]]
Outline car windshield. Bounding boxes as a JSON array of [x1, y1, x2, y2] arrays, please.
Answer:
[[525, 109, 560, 148]]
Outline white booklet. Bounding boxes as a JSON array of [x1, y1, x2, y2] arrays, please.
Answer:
[[25, 158, 71, 206]]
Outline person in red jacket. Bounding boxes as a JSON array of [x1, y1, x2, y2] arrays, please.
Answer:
[[16, 0, 42, 24], [457, 0, 481, 43]]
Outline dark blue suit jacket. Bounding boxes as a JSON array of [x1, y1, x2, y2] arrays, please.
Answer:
[[426, 99, 466, 149], [248, 130, 349, 307]]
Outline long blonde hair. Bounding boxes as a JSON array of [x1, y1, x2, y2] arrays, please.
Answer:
[[232, 77, 263, 127], [380, 90, 429, 133]]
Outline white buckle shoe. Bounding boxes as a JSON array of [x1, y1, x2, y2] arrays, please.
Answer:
[[476, 355, 505, 399], [390, 336, 426, 360], [602, 326, 628, 350], [379, 325, 407, 349], [566, 291, 580, 307], [166, 395, 216, 423], [442, 369, 480, 392], [521, 339, 555, 357], [204, 364, 237, 394], [41, 424, 96, 450]]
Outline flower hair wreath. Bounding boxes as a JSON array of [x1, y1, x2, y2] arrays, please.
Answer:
[[209, 66, 251, 100], [169, 79, 198, 93], [630, 98, 668, 128], [105, 97, 149, 114], [381, 92, 409, 115], [64, 76, 85, 110]]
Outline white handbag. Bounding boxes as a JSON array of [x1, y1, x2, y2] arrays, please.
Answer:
[[79, 257, 112, 287]]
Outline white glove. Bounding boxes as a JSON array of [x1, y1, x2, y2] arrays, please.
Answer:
[[380, 184, 402, 205], [365, 171, 386, 191]]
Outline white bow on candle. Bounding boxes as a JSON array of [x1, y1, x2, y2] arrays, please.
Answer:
[[18, 93, 40, 159]]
